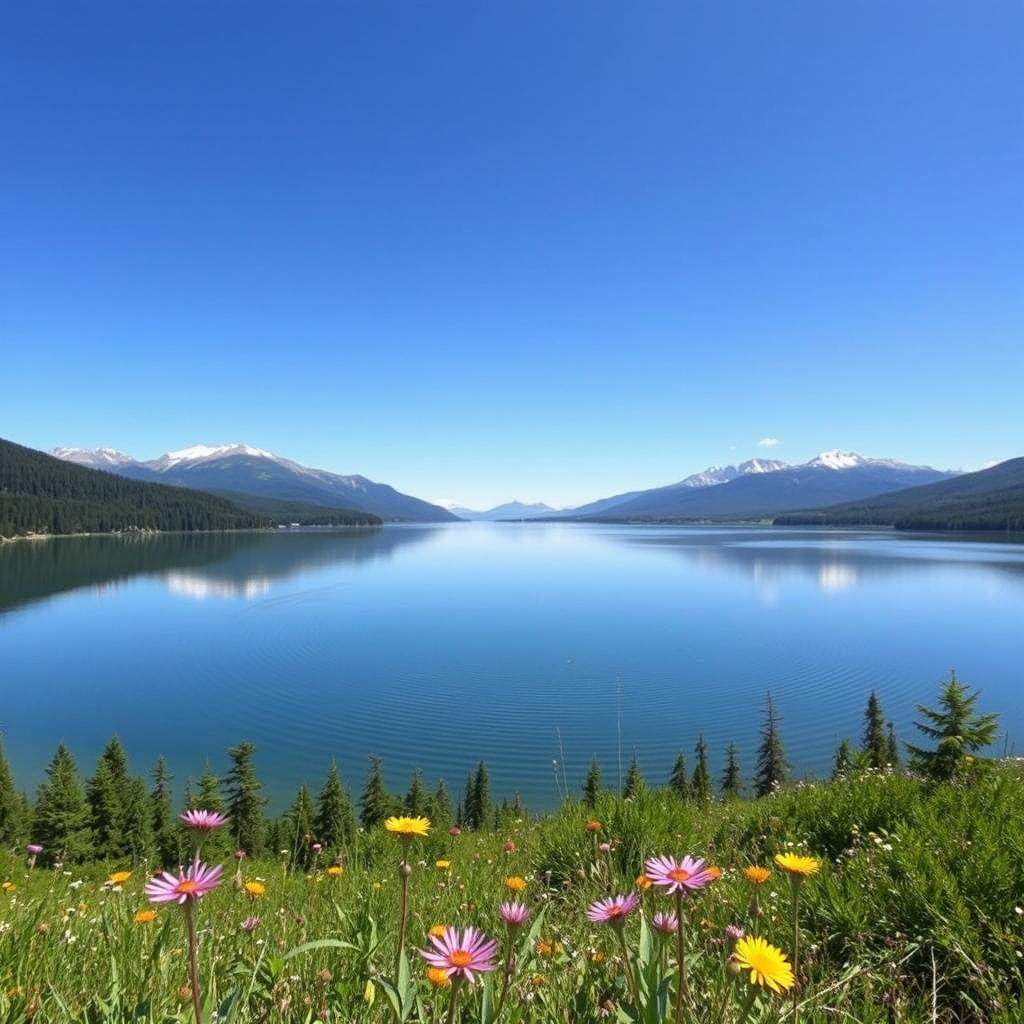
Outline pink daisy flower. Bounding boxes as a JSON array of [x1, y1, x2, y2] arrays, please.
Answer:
[[27, 844, 43, 856], [498, 901, 530, 929], [240, 915, 261, 932], [645, 855, 718, 894], [652, 911, 679, 935], [145, 861, 223, 904], [421, 926, 498, 984], [180, 809, 228, 831], [587, 892, 639, 924]]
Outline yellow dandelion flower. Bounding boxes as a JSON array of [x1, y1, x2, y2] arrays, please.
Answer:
[[590, 950, 606, 963], [706, 866, 722, 880], [743, 866, 771, 884], [372, 881, 383, 891], [435, 859, 451, 871], [634, 874, 653, 891], [244, 881, 266, 898], [505, 875, 527, 893], [108, 871, 132, 886], [134, 909, 157, 924], [2, 881, 15, 894], [426, 967, 451, 988], [384, 816, 431, 839], [734, 935, 795, 993], [774, 853, 820, 878], [326, 865, 343, 877], [532, 974, 545, 986], [429, 924, 447, 938]]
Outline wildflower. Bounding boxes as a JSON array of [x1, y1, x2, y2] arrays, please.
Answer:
[[311, 842, 322, 853], [384, 816, 431, 839], [108, 871, 132, 887], [498, 901, 530, 929], [635, 874, 653, 891], [326, 865, 343, 877], [421, 925, 499, 983], [598, 842, 611, 853], [733, 935, 794, 993], [590, 950, 606, 963], [587, 892, 639, 925], [134, 910, 157, 925], [652, 911, 679, 935], [536, 939, 562, 957], [233, 850, 246, 861], [532, 974, 544, 986], [429, 924, 447, 938], [179, 810, 227, 831], [2, 882, 16, 894], [645, 855, 719, 894], [145, 862, 223, 905], [744, 866, 771, 884], [27, 844, 43, 855], [426, 966, 451, 987], [773, 853, 820, 878], [585, 820, 602, 833], [244, 880, 266, 898], [449, 826, 462, 836], [240, 916, 260, 932], [503, 841, 516, 853], [435, 860, 451, 871], [505, 876, 527, 893]]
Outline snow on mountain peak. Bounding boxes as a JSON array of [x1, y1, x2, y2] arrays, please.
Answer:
[[809, 450, 867, 470], [155, 443, 279, 469], [50, 446, 136, 466]]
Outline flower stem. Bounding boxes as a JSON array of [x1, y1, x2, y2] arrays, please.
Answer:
[[674, 890, 689, 1024], [733, 985, 758, 1024], [396, 839, 411, 978], [615, 925, 640, 1008], [185, 901, 202, 1024], [791, 881, 802, 1024], [494, 930, 516, 1019], [445, 977, 463, 1024]]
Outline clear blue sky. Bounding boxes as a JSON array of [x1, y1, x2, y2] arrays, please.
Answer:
[[2, 2, 1021, 508]]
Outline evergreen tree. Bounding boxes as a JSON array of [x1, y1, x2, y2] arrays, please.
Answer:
[[359, 756, 390, 829], [34, 744, 92, 864], [906, 672, 999, 782], [427, 779, 452, 832], [720, 742, 743, 798], [285, 785, 316, 871], [861, 691, 888, 769], [404, 769, 427, 816], [315, 760, 356, 854], [755, 692, 789, 797], [582, 757, 602, 808], [832, 738, 854, 779], [622, 751, 645, 799], [194, 763, 224, 811], [511, 792, 525, 819], [87, 737, 137, 860], [121, 776, 154, 863], [464, 761, 490, 830], [0, 738, 24, 847], [151, 757, 180, 868], [691, 735, 711, 803], [885, 721, 901, 769], [225, 742, 266, 857], [668, 751, 690, 801]]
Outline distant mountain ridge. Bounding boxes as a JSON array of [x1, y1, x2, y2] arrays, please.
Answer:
[[52, 443, 456, 523], [449, 500, 557, 521]]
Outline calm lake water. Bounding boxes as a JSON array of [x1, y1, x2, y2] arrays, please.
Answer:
[[2, 524, 1022, 811]]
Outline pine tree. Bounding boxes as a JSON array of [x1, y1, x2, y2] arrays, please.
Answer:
[[193, 763, 224, 811], [832, 739, 854, 779], [121, 776, 154, 863], [720, 742, 743, 798], [906, 672, 999, 782], [691, 736, 711, 803], [511, 792, 525, 818], [404, 769, 427, 816], [315, 760, 356, 854], [861, 691, 888, 769], [285, 785, 316, 871], [151, 757, 180, 868], [668, 751, 690, 801], [87, 737, 137, 860], [885, 722, 901, 769], [465, 761, 490, 830], [755, 692, 789, 797], [225, 742, 266, 858], [34, 744, 92, 864], [622, 751, 645, 799], [428, 779, 453, 832], [0, 738, 24, 846], [582, 757, 602, 807], [360, 756, 390, 829]]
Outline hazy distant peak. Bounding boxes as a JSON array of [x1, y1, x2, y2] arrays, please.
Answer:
[[50, 446, 138, 467]]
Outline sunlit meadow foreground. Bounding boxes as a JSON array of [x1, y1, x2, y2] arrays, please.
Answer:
[[0, 681, 1022, 1023]]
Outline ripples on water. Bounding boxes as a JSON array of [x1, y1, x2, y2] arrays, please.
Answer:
[[2, 524, 1022, 810]]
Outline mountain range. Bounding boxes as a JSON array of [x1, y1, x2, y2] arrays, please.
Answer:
[[447, 500, 558, 521], [53, 444, 456, 523]]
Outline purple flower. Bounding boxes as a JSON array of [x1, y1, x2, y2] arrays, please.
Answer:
[[652, 911, 679, 935], [421, 926, 499, 984], [587, 892, 639, 925], [180, 809, 228, 831], [726, 924, 746, 942], [145, 861, 223, 904], [498, 901, 530, 929], [240, 915, 261, 932], [645, 855, 719, 895], [27, 844, 43, 856]]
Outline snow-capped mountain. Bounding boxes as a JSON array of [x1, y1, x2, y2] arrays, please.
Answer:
[[448, 500, 557, 521], [677, 458, 788, 488], [50, 443, 456, 523]]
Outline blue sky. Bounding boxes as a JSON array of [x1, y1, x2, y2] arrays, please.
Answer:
[[2, 3, 1022, 508]]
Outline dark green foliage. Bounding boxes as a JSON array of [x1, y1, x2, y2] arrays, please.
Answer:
[[463, 761, 491, 830], [33, 744, 93, 864], [314, 761, 356, 854], [885, 721, 901, 769], [121, 776, 154, 863], [861, 691, 887, 769], [691, 735, 712, 802], [720, 742, 743, 798], [906, 672, 999, 781], [427, 779, 452, 832], [225, 742, 266, 857], [284, 785, 316, 870], [0, 738, 24, 847], [404, 769, 427, 816], [582, 757, 602, 808], [755, 692, 789, 797], [832, 738, 854, 779], [87, 738, 152, 862], [622, 750, 645, 799], [668, 751, 690, 800], [359, 756, 391, 829], [150, 757, 181, 868], [193, 763, 224, 811], [0, 437, 264, 537], [206, 490, 381, 527]]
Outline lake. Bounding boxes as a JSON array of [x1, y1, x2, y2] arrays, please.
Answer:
[[2, 524, 1022, 812]]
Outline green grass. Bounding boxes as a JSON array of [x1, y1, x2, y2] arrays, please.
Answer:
[[2, 767, 1022, 1023]]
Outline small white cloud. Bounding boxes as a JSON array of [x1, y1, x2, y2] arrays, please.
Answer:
[[757, 437, 782, 448]]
